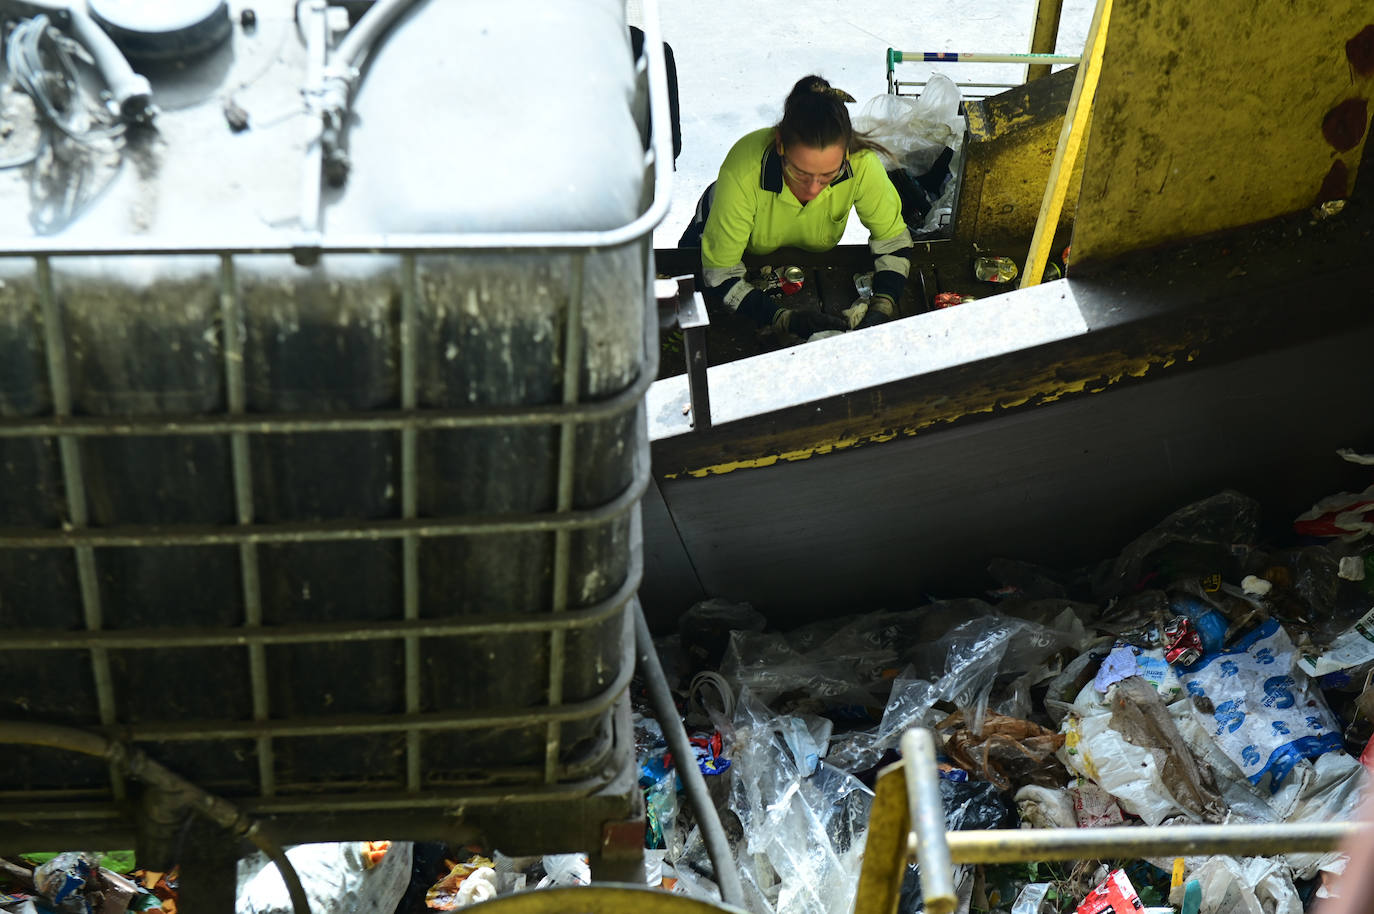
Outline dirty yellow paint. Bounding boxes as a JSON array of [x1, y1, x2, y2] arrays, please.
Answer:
[[662, 347, 1182, 479], [1022, 0, 1113, 289], [956, 67, 1089, 248], [1073, 0, 1374, 266]]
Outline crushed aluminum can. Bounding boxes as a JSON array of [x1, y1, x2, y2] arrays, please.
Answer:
[[780, 265, 805, 295], [934, 292, 975, 308], [973, 255, 1018, 283], [1164, 616, 1204, 666]]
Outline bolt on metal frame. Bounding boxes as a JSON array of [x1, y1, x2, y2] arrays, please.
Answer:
[[0, 0, 676, 845]]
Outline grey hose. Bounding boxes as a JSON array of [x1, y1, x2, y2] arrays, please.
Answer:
[[633, 602, 746, 908], [0, 721, 312, 914], [316, 0, 422, 184], [3, 0, 153, 121]]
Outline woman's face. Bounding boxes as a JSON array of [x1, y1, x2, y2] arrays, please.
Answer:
[[779, 141, 846, 203]]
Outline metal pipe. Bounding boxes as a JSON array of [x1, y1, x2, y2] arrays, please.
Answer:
[[889, 50, 1080, 65], [399, 253, 423, 792], [36, 255, 124, 802], [1027, 0, 1068, 81], [219, 253, 277, 798], [633, 601, 745, 907], [98, 632, 635, 744], [0, 376, 654, 437], [0, 550, 640, 649], [0, 463, 648, 548], [6, 0, 153, 121], [331, 0, 417, 76], [900, 729, 956, 914], [945, 821, 1368, 863], [544, 253, 588, 783], [297, 0, 328, 241], [0, 722, 312, 914]]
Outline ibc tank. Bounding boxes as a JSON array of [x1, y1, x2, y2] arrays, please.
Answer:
[[0, 0, 669, 857]]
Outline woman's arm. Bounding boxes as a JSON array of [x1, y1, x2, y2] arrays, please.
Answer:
[[852, 153, 914, 322]]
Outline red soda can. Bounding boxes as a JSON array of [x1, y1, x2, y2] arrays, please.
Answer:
[[934, 292, 975, 308], [780, 266, 805, 295], [1163, 616, 1204, 666]]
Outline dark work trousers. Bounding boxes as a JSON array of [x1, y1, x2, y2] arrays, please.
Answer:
[[677, 181, 715, 248]]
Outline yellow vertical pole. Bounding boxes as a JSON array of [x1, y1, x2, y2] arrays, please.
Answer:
[[1020, 0, 1113, 289], [1027, 0, 1066, 81]]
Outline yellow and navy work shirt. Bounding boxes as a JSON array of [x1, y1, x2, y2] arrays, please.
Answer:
[[701, 127, 913, 312]]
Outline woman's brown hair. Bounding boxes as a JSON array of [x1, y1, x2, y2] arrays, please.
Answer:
[[776, 74, 890, 158]]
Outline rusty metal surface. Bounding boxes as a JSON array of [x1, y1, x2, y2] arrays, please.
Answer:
[[956, 66, 1083, 249], [1071, 0, 1374, 266]]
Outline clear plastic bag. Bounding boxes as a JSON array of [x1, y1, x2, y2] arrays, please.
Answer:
[[727, 688, 874, 914], [236, 842, 414, 914], [720, 609, 932, 713], [853, 75, 964, 175], [1094, 491, 1261, 599]]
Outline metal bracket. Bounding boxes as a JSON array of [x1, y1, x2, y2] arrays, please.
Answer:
[[595, 816, 648, 883], [655, 275, 712, 430]]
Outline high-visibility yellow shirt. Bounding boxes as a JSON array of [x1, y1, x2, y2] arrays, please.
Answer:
[[701, 128, 908, 284]]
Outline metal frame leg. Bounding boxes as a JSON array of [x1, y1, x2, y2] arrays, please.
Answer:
[[673, 276, 711, 430]]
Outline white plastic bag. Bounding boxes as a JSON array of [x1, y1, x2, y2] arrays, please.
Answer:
[[1297, 605, 1374, 677], [853, 74, 964, 175], [1059, 707, 1189, 825], [236, 842, 413, 914], [1172, 856, 1302, 914]]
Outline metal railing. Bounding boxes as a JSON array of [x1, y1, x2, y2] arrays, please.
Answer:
[[854, 728, 1368, 914], [886, 48, 1082, 99]]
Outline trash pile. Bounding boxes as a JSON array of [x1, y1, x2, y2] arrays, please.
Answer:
[[0, 852, 175, 914], [7, 473, 1374, 914], [632, 478, 1374, 913]]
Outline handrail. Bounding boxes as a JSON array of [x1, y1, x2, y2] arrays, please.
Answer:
[[854, 727, 1369, 914]]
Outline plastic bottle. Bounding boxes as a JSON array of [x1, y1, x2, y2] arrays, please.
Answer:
[[974, 255, 1018, 283], [853, 271, 874, 298]]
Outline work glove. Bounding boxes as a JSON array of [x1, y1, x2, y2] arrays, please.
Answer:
[[856, 294, 896, 329], [772, 307, 847, 339]]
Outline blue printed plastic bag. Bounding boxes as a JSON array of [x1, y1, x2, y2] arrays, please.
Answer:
[[1178, 619, 1344, 791]]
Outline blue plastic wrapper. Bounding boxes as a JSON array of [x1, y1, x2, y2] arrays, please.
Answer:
[[1179, 618, 1344, 791]]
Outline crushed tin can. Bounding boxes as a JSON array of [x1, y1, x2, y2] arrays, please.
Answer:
[[1163, 616, 1204, 666], [934, 292, 976, 308], [973, 255, 1018, 283], [780, 265, 805, 295]]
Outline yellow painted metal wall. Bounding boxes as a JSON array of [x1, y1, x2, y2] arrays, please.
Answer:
[[955, 67, 1088, 248], [1072, 0, 1374, 265]]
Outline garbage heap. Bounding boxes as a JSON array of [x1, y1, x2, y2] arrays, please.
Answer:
[[5, 478, 1374, 914], [636, 481, 1374, 914]]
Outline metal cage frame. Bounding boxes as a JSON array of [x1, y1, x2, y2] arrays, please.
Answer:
[[0, 0, 677, 883]]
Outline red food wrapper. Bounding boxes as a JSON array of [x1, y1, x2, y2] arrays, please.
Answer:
[[934, 292, 968, 309], [1076, 868, 1144, 914]]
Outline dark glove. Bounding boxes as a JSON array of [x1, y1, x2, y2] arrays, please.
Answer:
[[772, 307, 848, 339], [856, 294, 896, 330]]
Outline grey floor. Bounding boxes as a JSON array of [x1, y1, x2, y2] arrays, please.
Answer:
[[637, 0, 1095, 248]]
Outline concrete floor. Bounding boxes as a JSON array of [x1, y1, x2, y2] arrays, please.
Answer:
[[638, 0, 1096, 248]]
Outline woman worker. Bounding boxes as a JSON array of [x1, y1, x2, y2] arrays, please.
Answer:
[[681, 75, 914, 339]]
